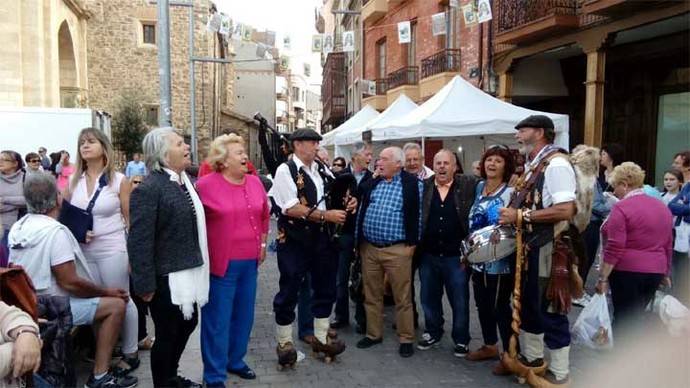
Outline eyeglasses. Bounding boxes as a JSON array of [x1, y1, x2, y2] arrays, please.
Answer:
[[132, 180, 143, 185], [332, 163, 345, 168], [28, 159, 40, 163]]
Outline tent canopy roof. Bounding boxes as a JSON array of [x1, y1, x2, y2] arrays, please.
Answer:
[[321, 105, 379, 146], [334, 94, 418, 146]]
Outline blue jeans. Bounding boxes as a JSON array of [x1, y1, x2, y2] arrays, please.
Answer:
[[298, 273, 313, 338], [201, 260, 257, 384], [419, 253, 470, 345]]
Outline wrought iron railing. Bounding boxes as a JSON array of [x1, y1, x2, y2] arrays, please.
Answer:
[[495, 0, 578, 35], [387, 66, 419, 90], [374, 78, 387, 95], [420, 49, 461, 79]]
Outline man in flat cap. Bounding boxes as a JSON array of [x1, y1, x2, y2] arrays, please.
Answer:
[[498, 115, 578, 386], [269, 129, 356, 367]]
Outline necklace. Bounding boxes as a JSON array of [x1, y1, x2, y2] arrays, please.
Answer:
[[483, 181, 503, 197]]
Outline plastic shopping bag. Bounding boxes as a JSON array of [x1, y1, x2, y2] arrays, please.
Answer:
[[572, 293, 613, 349]]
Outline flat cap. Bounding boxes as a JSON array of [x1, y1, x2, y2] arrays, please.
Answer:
[[289, 128, 322, 141], [515, 115, 555, 130]]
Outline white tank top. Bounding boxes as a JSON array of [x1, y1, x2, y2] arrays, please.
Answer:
[[70, 171, 127, 254]]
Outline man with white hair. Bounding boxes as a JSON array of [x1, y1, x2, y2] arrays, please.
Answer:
[[355, 146, 423, 358], [403, 143, 434, 180]]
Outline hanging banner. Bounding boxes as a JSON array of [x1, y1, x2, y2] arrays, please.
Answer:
[[342, 31, 355, 52], [477, 0, 493, 23], [397, 21, 411, 44], [364, 80, 376, 96], [280, 55, 290, 69], [242, 25, 253, 41], [462, 3, 477, 27], [283, 35, 291, 50], [232, 22, 243, 39], [431, 12, 446, 36], [206, 13, 221, 33], [312, 35, 323, 53], [323, 34, 334, 54], [450, 0, 459, 8], [304, 63, 311, 77], [219, 14, 231, 36]]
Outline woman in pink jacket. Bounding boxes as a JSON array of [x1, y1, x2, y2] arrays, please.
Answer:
[[197, 134, 269, 387], [597, 162, 673, 337]]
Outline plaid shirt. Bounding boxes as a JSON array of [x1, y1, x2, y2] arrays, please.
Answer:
[[362, 173, 423, 245]]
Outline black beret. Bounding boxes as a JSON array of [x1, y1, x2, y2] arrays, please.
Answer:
[[289, 128, 322, 141], [515, 115, 555, 130]]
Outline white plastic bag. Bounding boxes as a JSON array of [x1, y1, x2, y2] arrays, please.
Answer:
[[572, 293, 613, 349]]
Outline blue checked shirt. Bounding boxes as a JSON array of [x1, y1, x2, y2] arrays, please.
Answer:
[[362, 173, 423, 245]]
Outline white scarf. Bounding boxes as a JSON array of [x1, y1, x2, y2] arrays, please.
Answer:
[[163, 168, 210, 319]]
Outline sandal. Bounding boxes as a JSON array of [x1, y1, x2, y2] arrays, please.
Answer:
[[138, 336, 155, 350], [112, 355, 141, 377]]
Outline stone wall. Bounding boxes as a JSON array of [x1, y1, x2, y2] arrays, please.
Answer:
[[84, 0, 233, 158]]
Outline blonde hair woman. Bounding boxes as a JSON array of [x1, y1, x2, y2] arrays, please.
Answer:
[[597, 162, 673, 341], [66, 127, 139, 376], [197, 133, 269, 385]]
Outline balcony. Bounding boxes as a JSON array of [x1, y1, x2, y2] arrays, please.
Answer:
[[420, 49, 461, 99], [362, 79, 388, 111], [386, 66, 419, 104], [581, 0, 683, 17], [494, 0, 579, 45], [362, 0, 387, 25], [321, 52, 347, 128]]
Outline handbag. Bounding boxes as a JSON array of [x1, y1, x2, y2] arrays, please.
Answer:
[[0, 266, 38, 321], [58, 174, 107, 243]]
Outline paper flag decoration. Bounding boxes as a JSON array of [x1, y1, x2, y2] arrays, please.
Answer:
[[431, 12, 446, 36], [206, 13, 221, 33], [312, 35, 323, 53], [477, 0, 493, 23], [462, 3, 477, 27], [342, 31, 355, 52], [323, 34, 334, 54], [450, 0, 459, 8], [398, 21, 411, 44], [283, 35, 291, 50], [219, 14, 231, 36]]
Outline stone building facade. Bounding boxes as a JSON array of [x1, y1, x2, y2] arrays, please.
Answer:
[[84, 0, 234, 158], [0, 0, 90, 107]]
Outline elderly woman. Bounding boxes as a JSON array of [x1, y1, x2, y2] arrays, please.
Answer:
[[197, 134, 269, 386], [0, 301, 41, 384], [128, 127, 209, 388], [597, 162, 673, 338], [0, 150, 26, 266], [24, 153, 44, 176], [66, 128, 138, 375]]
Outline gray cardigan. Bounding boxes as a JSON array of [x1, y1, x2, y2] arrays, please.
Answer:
[[128, 170, 203, 295], [0, 170, 26, 232]]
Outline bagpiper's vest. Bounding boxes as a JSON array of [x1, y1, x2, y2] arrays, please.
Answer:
[[277, 159, 333, 245]]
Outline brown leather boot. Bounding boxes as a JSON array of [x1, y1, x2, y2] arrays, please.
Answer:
[[466, 344, 499, 361], [311, 336, 346, 363]]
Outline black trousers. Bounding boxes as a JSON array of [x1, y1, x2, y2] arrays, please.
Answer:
[[579, 219, 603, 285], [130, 277, 149, 341], [149, 276, 198, 387], [472, 271, 514, 352], [609, 270, 663, 338], [273, 232, 338, 325]]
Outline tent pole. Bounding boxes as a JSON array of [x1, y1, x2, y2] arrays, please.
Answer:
[[421, 136, 426, 154]]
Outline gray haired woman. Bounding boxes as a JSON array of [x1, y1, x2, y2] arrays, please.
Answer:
[[127, 127, 209, 388]]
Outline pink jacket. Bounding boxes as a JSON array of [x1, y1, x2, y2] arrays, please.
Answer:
[[602, 193, 673, 275], [197, 173, 269, 277]]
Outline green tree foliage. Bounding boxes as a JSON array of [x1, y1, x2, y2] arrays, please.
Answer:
[[112, 90, 147, 160]]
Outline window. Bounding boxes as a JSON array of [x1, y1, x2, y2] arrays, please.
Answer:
[[655, 92, 690, 185], [145, 105, 158, 126], [142, 23, 156, 45], [407, 22, 417, 67], [292, 87, 300, 100], [376, 39, 386, 79]]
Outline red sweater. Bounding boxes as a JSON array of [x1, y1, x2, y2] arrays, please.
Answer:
[[197, 172, 269, 277], [602, 194, 673, 275]]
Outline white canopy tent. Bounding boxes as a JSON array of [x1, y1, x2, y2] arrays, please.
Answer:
[[320, 105, 379, 147], [372, 75, 570, 149]]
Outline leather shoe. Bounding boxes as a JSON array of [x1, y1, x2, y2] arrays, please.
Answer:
[[227, 365, 256, 380], [356, 337, 382, 349], [399, 343, 414, 358], [173, 376, 202, 388]]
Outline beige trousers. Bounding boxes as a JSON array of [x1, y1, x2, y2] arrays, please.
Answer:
[[360, 242, 415, 343]]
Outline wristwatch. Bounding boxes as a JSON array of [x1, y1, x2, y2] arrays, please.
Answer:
[[12, 327, 40, 341], [320, 210, 326, 224]]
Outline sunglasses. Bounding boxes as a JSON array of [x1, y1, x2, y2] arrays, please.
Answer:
[[133, 180, 143, 185], [333, 163, 345, 168]]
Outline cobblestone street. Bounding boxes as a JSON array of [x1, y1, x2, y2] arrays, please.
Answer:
[[112, 226, 605, 388]]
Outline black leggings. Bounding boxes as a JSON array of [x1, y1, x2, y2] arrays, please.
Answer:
[[609, 270, 663, 339], [472, 271, 514, 352]]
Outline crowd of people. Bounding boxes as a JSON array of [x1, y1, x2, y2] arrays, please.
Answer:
[[0, 115, 688, 387]]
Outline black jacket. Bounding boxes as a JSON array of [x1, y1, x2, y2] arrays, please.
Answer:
[[128, 170, 204, 295], [342, 165, 374, 235], [357, 170, 422, 246], [421, 174, 479, 247]]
